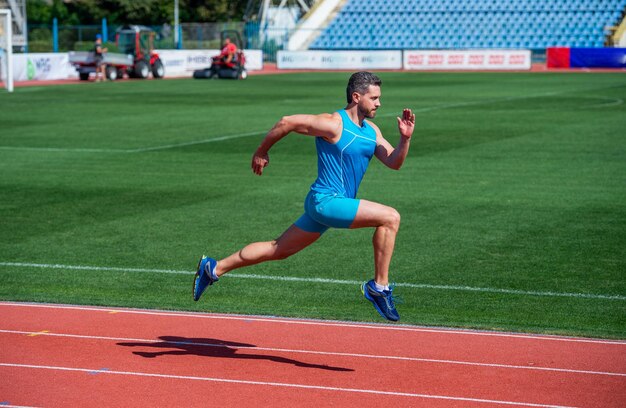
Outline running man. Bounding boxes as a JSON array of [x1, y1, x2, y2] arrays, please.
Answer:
[[193, 71, 415, 321]]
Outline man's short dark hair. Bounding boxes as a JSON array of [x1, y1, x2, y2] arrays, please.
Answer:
[[346, 71, 382, 103]]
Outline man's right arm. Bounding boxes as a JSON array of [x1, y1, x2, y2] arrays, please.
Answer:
[[251, 113, 341, 176]]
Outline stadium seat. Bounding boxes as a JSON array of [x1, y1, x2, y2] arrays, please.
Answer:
[[308, 0, 626, 50]]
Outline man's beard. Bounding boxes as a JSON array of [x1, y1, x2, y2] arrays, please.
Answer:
[[360, 105, 377, 118]]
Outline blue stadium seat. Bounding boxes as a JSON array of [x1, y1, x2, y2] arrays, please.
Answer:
[[307, 0, 626, 50]]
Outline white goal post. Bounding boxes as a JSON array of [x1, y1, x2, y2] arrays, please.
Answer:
[[0, 9, 14, 92]]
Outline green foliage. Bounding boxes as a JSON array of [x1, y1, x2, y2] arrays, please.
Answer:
[[73, 41, 119, 52], [27, 27, 53, 52], [0, 73, 624, 338], [27, 0, 249, 25], [26, 0, 53, 24], [28, 26, 53, 41]]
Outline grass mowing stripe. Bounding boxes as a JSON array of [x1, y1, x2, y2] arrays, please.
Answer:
[[0, 94, 561, 154], [4, 83, 621, 155], [369, 84, 625, 118], [110, 84, 626, 153], [1, 262, 623, 301]]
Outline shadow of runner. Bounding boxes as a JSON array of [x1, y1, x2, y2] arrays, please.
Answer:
[[118, 336, 354, 372]]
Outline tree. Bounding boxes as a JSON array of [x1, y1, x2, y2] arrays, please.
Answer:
[[28, 0, 249, 25]]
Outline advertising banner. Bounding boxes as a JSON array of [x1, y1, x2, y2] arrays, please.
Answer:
[[277, 50, 403, 70], [156, 49, 263, 77], [11, 49, 264, 82], [547, 47, 626, 69], [403, 50, 531, 70], [546, 47, 571, 68], [13, 53, 76, 81], [569, 48, 626, 68]]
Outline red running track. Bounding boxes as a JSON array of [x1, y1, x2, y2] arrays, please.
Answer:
[[0, 302, 624, 407]]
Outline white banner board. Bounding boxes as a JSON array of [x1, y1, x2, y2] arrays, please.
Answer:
[[403, 50, 532, 70], [11, 49, 264, 82], [13, 53, 76, 81], [155, 49, 263, 77], [277, 50, 403, 70]]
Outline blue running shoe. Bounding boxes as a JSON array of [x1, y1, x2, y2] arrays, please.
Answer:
[[193, 256, 218, 301], [361, 279, 400, 321]]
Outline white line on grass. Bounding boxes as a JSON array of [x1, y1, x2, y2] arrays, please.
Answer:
[[1, 329, 623, 377], [0, 261, 624, 302], [0, 362, 578, 407], [0, 131, 265, 154], [3, 302, 624, 345], [128, 131, 266, 152], [0, 146, 127, 153]]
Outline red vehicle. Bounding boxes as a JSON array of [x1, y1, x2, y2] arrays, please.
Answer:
[[193, 30, 247, 80], [115, 25, 165, 79]]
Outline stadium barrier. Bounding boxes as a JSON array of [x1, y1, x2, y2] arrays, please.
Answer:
[[547, 47, 626, 69], [10, 49, 264, 81], [278, 50, 532, 71], [12, 48, 625, 81], [277, 50, 402, 70], [403, 50, 532, 71], [12, 53, 75, 81]]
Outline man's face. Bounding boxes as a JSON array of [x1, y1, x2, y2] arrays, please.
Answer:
[[356, 85, 381, 118]]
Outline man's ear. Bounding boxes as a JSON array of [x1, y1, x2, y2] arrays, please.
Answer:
[[351, 92, 360, 104]]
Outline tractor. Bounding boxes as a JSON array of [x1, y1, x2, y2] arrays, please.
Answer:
[[115, 25, 165, 79]]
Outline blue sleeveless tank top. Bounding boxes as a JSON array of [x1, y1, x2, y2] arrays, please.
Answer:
[[309, 110, 377, 198]]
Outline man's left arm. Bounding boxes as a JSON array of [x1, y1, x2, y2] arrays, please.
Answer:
[[374, 108, 415, 170]]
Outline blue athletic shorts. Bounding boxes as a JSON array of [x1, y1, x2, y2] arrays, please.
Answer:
[[294, 190, 360, 234]]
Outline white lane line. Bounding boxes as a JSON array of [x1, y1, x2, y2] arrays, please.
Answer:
[[1, 302, 624, 346], [0, 362, 577, 407], [1, 329, 623, 377], [128, 131, 265, 152], [1, 261, 624, 301], [0, 131, 264, 154], [0, 146, 126, 153]]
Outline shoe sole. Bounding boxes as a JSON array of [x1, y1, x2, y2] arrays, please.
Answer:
[[193, 256, 208, 301]]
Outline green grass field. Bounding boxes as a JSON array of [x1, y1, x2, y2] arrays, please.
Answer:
[[1, 72, 625, 338]]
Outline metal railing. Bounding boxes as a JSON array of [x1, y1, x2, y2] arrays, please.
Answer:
[[24, 20, 295, 62]]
